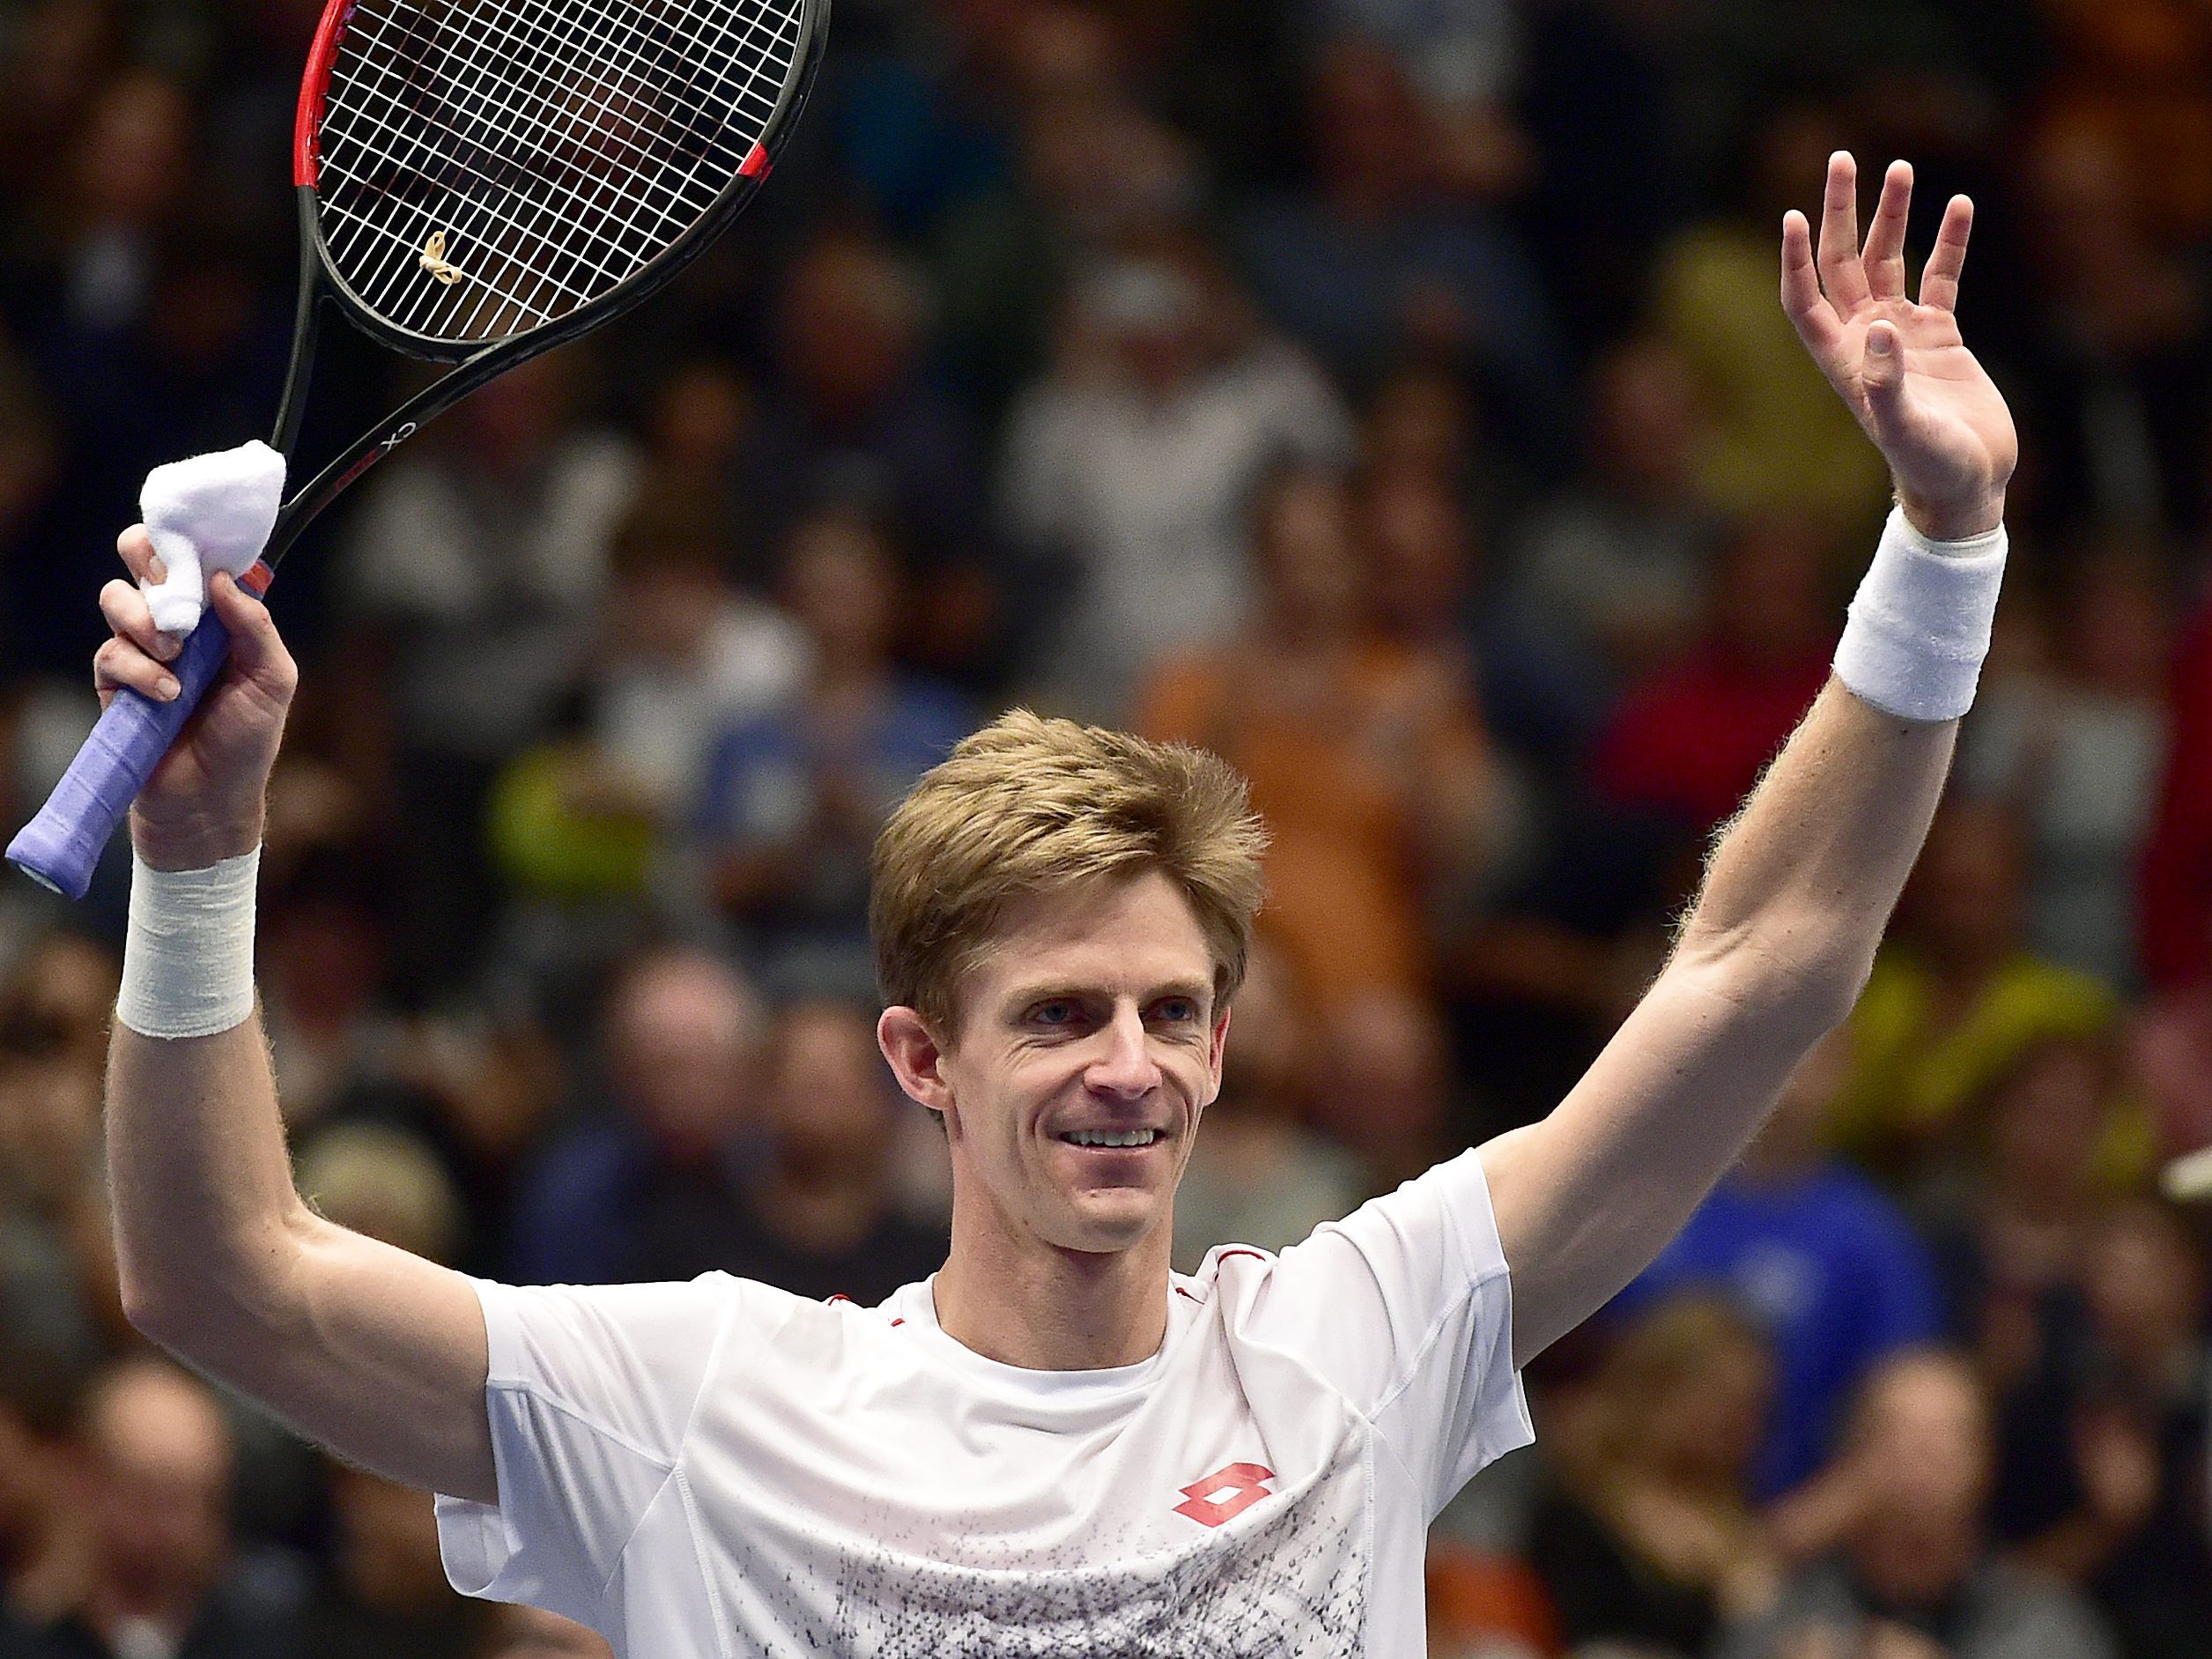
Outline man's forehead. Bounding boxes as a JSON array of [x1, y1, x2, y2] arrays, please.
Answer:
[[974, 872, 1214, 993]]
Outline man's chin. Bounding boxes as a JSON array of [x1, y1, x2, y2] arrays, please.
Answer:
[[1050, 1190, 1168, 1255]]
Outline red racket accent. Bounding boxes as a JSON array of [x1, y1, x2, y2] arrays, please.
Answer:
[[739, 140, 770, 177], [293, 0, 355, 188]]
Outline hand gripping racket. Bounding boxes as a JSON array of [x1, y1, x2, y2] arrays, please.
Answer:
[[8, 0, 829, 897]]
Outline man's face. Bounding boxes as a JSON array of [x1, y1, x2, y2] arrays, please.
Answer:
[[925, 871, 1229, 1257]]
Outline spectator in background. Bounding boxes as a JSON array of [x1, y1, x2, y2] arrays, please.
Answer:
[[1169, 937, 1362, 1272], [1002, 247, 1352, 720], [1493, 333, 1718, 767], [714, 998, 946, 1304], [2008, 108, 2209, 536], [932, 61, 1199, 418], [1959, 540, 2171, 991], [1588, 512, 1836, 836], [19, 1358, 299, 1659], [0, 1342, 92, 1641], [483, 500, 807, 927], [2017, 1203, 2209, 1659], [1526, 1296, 1781, 1657], [2128, 975, 2212, 1163], [338, 348, 640, 996], [1926, 1037, 2128, 1378], [699, 511, 969, 1002], [1720, 1352, 2115, 1659], [296, 1460, 488, 1659], [1647, 104, 1889, 522], [2137, 574, 2212, 993], [1233, 40, 1564, 445], [1324, 989, 1470, 1192], [1611, 1031, 1943, 1500], [1831, 802, 2120, 1182], [1136, 467, 1502, 1019], [505, 947, 763, 1285], [1302, 0, 1531, 202], [748, 231, 998, 681]]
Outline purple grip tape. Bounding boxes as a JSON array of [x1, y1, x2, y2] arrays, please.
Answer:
[[6, 611, 237, 899]]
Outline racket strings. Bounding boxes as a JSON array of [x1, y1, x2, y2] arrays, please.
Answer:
[[314, 0, 802, 342]]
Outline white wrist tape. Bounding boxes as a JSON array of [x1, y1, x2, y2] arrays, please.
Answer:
[[117, 847, 260, 1039], [1833, 507, 2007, 722]]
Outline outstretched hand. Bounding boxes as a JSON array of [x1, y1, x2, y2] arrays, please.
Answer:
[[1782, 152, 2016, 540]]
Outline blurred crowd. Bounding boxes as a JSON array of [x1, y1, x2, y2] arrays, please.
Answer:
[[2, 0, 2211, 1656]]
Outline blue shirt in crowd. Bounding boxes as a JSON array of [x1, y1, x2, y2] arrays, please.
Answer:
[[1610, 1163, 1942, 1497]]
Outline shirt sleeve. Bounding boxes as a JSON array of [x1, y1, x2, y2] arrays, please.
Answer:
[[434, 1274, 737, 1624], [1237, 1148, 1534, 1516]]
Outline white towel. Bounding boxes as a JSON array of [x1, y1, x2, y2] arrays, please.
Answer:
[[138, 441, 288, 634]]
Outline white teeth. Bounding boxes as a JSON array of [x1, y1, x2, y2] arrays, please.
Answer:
[[1062, 1129, 1158, 1148]]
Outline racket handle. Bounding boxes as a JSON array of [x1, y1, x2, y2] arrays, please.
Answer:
[[7, 613, 237, 900]]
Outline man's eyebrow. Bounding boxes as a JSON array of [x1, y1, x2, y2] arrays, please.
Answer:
[[1000, 977, 1213, 1010]]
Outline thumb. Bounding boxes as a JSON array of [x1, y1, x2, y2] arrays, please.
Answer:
[[206, 570, 297, 695], [1862, 320, 1907, 423]]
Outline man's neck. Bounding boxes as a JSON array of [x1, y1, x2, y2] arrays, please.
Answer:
[[931, 1222, 1172, 1372]]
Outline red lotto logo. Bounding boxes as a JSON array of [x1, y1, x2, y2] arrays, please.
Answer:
[[1172, 1462, 1276, 1528]]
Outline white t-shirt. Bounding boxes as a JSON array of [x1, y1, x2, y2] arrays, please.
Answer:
[[435, 1148, 1533, 1656]]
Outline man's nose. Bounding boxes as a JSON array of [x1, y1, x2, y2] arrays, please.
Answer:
[[1085, 1004, 1160, 1098]]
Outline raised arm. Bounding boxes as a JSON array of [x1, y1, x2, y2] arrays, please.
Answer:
[[96, 534, 495, 1500], [1480, 153, 2017, 1366]]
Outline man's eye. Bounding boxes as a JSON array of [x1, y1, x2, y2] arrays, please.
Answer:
[[1155, 999, 1198, 1023], [1032, 1002, 1075, 1026]]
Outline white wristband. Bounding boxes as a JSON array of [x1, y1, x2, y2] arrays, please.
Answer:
[[117, 847, 260, 1040], [1833, 506, 2007, 722]]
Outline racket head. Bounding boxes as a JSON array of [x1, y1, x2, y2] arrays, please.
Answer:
[[292, 0, 827, 364]]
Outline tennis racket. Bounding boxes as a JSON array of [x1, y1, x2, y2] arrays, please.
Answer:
[[8, 0, 829, 898]]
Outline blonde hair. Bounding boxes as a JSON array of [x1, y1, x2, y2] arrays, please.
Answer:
[[870, 710, 1268, 1040]]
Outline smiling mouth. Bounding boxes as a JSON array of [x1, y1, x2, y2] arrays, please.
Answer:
[[1057, 1129, 1163, 1148]]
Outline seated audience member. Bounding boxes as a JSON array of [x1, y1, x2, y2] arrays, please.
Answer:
[[1168, 938, 1363, 1273], [1612, 1032, 1942, 1499], [1232, 41, 1563, 441], [699, 511, 971, 1002], [505, 948, 764, 1285], [2140, 574, 2212, 993], [1136, 468, 1500, 1018], [747, 230, 989, 585], [336, 349, 641, 994], [1926, 1035, 2131, 1364], [18, 1359, 300, 1659], [2129, 970, 2212, 1160], [1495, 333, 1719, 763], [0, 1342, 92, 1640], [2001, 1204, 2212, 1659], [1646, 105, 1889, 520], [581, 500, 807, 830], [931, 90, 1199, 422], [1001, 247, 1353, 720], [1589, 512, 1837, 838], [1718, 1352, 2117, 1659], [714, 998, 948, 1306], [297, 1460, 488, 1659], [1831, 803, 2120, 1181], [1526, 1296, 1782, 1656], [1958, 542, 2172, 991]]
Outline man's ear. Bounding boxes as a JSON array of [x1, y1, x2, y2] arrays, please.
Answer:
[[878, 1005, 955, 1128]]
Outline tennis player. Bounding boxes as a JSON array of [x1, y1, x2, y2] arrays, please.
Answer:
[[92, 153, 2010, 1655]]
